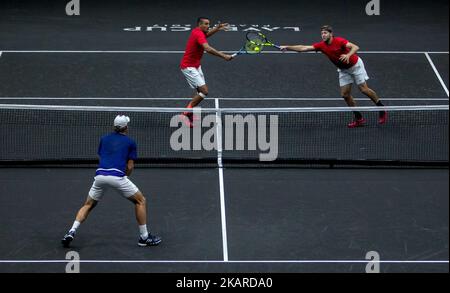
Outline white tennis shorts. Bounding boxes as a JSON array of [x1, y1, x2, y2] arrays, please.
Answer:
[[338, 57, 370, 87], [88, 175, 139, 201], [181, 66, 206, 89]]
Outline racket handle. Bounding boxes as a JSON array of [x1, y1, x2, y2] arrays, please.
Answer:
[[231, 53, 238, 58]]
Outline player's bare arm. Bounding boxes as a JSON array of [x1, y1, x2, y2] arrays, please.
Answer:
[[126, 160, 134, 176], [206, 22, 229, 38], [202, 43, 232, 60], [280, 45, 316, 52], [340, 42, 360, 64]]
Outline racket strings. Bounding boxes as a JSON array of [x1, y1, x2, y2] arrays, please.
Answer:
[[244, 32, 264, 53], [246, 32, 265, 43], [245, 40, 263, 54]]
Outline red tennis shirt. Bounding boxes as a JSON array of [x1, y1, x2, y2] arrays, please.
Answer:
[[180, 27, 208, 69], [313, 37, 359, 69]]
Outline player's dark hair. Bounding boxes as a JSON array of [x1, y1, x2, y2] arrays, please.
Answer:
[[114, 126, 128, 133], [197, 17, 210, 25], [321, 25, 333, 33]]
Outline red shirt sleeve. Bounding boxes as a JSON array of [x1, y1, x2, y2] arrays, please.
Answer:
[[313, 42, 323, 51], [195, 30, 208, 46], [336, 37, 348, 49]]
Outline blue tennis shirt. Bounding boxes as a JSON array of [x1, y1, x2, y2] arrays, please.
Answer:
[[95, 132, 137, 177]]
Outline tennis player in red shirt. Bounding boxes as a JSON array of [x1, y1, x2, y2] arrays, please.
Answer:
[[180, 17, 233, 127], [280, 25, 387, 128]]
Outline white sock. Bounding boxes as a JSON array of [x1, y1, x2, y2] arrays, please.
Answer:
[[139, 224, 149, 239], [70, 221, 81, 233]]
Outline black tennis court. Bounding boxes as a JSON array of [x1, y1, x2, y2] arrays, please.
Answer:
[[0, 168, 448, 273], [0, 0, 448, 273]]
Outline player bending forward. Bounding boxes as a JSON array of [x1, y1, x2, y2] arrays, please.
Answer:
[[281, 25, 387, 128]]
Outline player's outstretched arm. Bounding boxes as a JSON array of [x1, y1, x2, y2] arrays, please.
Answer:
[[202, 43, 232, 61], [280, 45, 316, 52], [207, 22, 229, 38]]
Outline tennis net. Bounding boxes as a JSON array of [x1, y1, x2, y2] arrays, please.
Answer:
[[0, 104, 448, 168]]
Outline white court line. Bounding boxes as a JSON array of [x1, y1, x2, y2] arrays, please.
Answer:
[[425, 53, 449, 97], [0, 51, 2, 58], [0, 260, 447, 264], [215, 98, 229, 262], [0, 50, 448, 54], [0, 97, 448, 101], [214, 98, 224, 169]]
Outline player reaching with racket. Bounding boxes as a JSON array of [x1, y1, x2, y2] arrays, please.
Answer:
[[280, 25, 387, 128], [180, 17, 233, 127]]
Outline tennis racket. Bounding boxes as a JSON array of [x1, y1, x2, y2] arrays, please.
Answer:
[[232, 33, 264, 58], [232, 32, 281, 58], [247, 31, 281, 50]]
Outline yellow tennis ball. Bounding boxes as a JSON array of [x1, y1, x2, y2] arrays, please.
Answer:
[[255, 46, 260, 51]]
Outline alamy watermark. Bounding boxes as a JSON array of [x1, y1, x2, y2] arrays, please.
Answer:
[[365, 251, 381, 273], [170, 108, 279, 161], [65, 251, 80, 273], [366, 0, 381, 16], [66, 0, 80, 16]]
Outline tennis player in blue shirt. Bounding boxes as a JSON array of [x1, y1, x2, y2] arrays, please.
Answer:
[[61, 115, 161, 247]]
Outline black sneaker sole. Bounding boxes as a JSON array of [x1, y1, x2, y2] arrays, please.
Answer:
[[61, 237, 73, 248], [137, 239, 162, 247]]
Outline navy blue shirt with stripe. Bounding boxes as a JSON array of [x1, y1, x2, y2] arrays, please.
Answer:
[[96, 132, 137, 177]]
